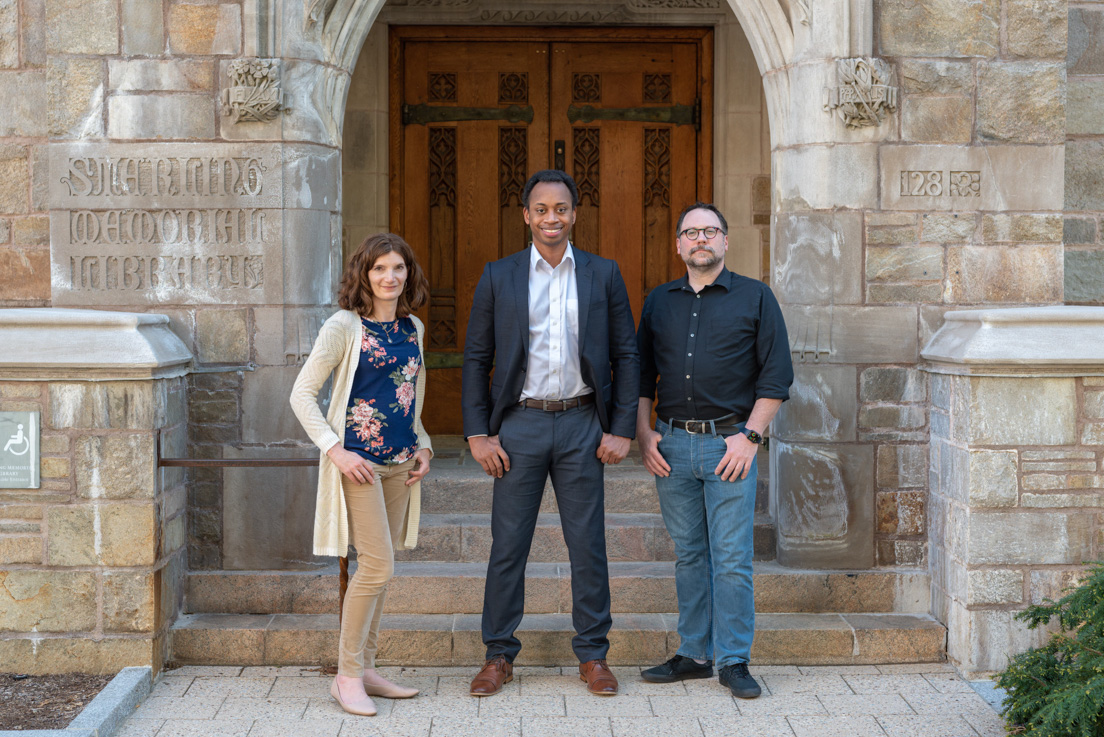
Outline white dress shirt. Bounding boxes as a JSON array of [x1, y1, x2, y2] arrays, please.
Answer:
[[521, 243, 591, 401]]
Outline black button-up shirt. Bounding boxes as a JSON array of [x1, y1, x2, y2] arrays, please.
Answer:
[[637, 268, 793, 421]]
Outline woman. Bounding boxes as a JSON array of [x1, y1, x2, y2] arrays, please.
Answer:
[[290, 233, 432, 716]]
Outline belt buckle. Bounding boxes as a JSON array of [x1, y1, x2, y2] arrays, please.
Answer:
[[685, 420, 706, 434]]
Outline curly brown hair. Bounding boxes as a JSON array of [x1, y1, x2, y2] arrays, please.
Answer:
[[337, 233, 429, 318]]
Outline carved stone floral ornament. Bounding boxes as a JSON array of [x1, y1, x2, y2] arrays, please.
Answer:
[[221, 58, 287, 124], [823, 57, 898, 129]]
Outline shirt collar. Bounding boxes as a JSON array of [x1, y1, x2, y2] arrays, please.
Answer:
[[530, 242, 575, 272], [669, 267, 732, 292]]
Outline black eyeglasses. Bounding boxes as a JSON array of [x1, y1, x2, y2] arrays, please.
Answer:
[[677, 226, 725, 240]]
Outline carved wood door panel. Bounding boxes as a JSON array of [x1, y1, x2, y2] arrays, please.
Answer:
[[550, 40, 701, 321], [391, 29, 711, 435]]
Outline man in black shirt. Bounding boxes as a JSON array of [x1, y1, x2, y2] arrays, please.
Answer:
[[636, 202, 793, 699]]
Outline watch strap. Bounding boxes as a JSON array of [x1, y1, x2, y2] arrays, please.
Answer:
[[741, 427, 766, 445]]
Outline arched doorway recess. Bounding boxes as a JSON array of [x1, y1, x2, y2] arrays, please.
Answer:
[[319, 0, 890, 571], [341, 3, 777, 434]]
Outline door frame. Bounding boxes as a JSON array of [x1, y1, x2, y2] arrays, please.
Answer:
[[387, 25, 715, 244]]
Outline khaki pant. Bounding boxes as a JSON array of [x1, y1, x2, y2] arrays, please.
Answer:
[[337, 458, 414, 676]]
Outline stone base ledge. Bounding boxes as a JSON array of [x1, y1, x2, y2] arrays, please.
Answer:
[[922, 306, 1104, 376], [0, 309, 192, 381]]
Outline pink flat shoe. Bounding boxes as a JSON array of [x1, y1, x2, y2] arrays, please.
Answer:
[[361, 675, 419, 699], [331, 678, 377, 716]]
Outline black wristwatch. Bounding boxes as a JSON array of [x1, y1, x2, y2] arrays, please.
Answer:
[[740, 427, 767, 445]]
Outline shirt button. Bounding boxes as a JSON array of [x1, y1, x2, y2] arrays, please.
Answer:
[[693, 313, 697, 317], [685, 375, 690, 379], [687, 397, 692, 400], [696, 294, 701, 299], [688, 353, 692, 356], [690, 333, 694, 337]]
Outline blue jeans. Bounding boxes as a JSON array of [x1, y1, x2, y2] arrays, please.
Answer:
[[654, 419, 757, 667]]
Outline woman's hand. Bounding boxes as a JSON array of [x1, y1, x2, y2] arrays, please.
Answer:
[[406, 448, 432, 486], [326, 444, 376, 485]]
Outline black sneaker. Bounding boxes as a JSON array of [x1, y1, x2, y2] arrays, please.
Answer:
[[719, 663, 762, 698], [641, 655, 714, 683]]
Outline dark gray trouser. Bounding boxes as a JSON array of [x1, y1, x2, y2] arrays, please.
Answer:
[[481, 403, 611, 663]]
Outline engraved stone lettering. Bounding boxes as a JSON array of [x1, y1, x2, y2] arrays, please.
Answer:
[[61, 157, 267, 199], [68, 208, 266, 245], [51, 144, 281, 304], [69, 255, 265, 292], [899, 170, 982, 198]]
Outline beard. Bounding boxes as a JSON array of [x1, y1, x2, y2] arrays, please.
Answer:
[[686, 246, 722, 269]]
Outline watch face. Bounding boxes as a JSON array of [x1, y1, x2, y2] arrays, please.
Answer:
[[745, 429, 762, 444]]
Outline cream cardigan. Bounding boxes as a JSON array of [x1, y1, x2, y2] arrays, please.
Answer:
[[289, 309, 432, 557]]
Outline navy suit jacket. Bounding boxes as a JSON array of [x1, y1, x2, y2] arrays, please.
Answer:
[[461, 246, 639, 440]]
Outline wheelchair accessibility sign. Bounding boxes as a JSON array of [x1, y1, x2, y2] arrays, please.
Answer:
[[0, 411, 39, 489]]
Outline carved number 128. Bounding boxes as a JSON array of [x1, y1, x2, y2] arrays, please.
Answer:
[[900, 171, 943, 197]]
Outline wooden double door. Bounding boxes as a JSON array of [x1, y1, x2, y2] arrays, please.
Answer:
[[390, 27, 713, 434]]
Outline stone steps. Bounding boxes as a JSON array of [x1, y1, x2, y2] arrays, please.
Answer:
[[396, 512, 775, 563], [185, 561, 930, 616], [176, 448, 948, 667], [420, 454, 771, 517], [170, 611, 947, 667]]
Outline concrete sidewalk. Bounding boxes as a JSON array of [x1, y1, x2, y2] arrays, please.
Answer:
[[112, 663, 1006, 737]]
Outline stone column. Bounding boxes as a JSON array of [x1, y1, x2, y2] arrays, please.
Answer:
[[42, 2, 349, 570], [767, 7, 891, 569], [924, 307, 1104, 676], [0, 309, 191, 674]]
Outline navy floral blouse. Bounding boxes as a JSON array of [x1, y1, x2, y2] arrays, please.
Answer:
[[343, 317, 422, 465]]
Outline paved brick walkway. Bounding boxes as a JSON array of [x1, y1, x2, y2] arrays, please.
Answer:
[[114, 664, 1006, 736]]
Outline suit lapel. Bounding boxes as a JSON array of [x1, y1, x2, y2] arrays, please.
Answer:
[[512, 249, 530, 354], [575, 247, 593, 348]]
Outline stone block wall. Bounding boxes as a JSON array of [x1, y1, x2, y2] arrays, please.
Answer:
[[0, 1, 247, 309], [342, 23, 390, 264], [871, 0, 1067, 568], [772, 0, 1068, 569], [0, 0, 343, 571], [924, 309, 1104, 675], [1066, 2, 1104, 303], [0, 378, 188, 674], [713, 13, 773, 283]]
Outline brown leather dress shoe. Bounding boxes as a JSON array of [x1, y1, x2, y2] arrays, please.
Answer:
[[470, 654, 513, 696], [579, 659, 618, 695]]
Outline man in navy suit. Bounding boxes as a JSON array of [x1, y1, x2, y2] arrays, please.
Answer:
[[462, 170, 639, 697]]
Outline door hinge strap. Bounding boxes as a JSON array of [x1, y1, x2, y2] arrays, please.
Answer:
[[402, 103, 534, 126], [567, 102, 699, 128]]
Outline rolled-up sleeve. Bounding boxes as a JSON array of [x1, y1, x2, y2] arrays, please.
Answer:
[[753, 286, 794, 401]]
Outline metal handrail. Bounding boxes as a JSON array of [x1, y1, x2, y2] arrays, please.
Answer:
[[155, 436, 351, 628]]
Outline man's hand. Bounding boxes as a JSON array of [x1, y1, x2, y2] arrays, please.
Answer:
[[714, 432, 759, 482], [596, 433, 630, 465], [469, 435, 510, 478], [637, 427, 671, 478], [327, 444, 376, 485], [405, 448, 432, 486]]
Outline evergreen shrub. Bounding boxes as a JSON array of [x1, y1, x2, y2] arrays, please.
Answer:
[[995, 563, 1104, 736]]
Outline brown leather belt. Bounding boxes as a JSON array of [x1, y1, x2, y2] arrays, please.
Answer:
[[670, 415, 744, 435], [519, 394, 596, 412]]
